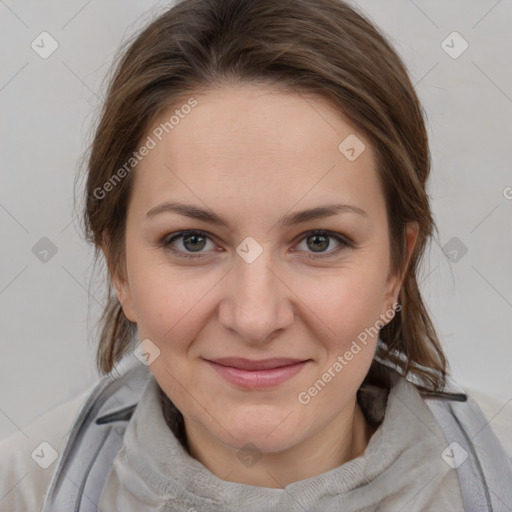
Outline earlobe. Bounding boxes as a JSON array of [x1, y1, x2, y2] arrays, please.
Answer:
[[101, 233, 137, 323], [112, 272, 137, 323], [404, 222, 419, 272]]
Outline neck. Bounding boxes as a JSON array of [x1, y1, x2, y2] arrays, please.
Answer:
[[183, 398, 377, 488]]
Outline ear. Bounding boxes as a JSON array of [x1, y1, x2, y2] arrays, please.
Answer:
[[101, 233, 137, 323], [380, 222, 419, 318], [111, 272, 137, 323]]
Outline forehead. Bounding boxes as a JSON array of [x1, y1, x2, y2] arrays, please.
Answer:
[[130, 84, 383, 222]]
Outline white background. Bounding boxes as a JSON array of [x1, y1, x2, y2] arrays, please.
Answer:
[[1, 0, 511, 440]]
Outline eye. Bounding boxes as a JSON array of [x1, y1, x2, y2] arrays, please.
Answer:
[[162, 229, 352, 260], [163, 230, 217, 259], [293, 230, 351, 260]]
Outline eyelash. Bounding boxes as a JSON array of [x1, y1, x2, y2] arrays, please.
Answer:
[[161, 229, 352, 260]]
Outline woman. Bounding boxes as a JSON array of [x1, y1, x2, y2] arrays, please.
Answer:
[[1, 0, 511, 510]]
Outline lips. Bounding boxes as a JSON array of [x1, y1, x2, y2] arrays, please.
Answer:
[[208, 357, 307, 371], [204, 357, 310, 388]]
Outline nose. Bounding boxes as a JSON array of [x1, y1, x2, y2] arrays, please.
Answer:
[[218, 247, 294, 345]]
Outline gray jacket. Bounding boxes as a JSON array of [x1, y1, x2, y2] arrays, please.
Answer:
[[35, 356, 512, 511]]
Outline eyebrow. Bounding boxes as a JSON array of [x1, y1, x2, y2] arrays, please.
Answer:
[[145, 201, 367, 229]]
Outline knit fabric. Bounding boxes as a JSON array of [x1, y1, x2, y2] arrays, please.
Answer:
[[97, 367, 464, 511]]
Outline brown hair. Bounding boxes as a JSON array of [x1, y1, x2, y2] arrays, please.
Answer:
[[79, 0, 451, 394]]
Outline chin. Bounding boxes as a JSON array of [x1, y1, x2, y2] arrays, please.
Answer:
[[228, 429, 300, 454], [216, 407, 304, 452]]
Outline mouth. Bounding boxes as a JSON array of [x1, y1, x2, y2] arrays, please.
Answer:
[[203, 357, 311, 388]]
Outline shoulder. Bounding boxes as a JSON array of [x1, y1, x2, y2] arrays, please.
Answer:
[[0, 387, 92, 512], [459, 384, 512, 460]]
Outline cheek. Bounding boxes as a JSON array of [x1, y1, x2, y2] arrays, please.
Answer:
[[295, 270, 388, 417], [132, 280, 191, 341], [302, 263, 390, 345], [128, 261, 219, 351]]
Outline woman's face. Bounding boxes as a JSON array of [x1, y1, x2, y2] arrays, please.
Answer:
[[113, 83, 415, 454]]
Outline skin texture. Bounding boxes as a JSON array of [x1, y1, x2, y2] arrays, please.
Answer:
[[111, 83, 418, 488]]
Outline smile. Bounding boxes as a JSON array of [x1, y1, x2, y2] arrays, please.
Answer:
[[203, 357, 311, 389]]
